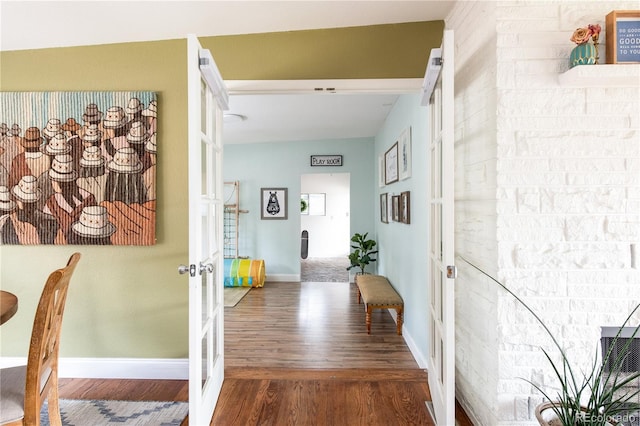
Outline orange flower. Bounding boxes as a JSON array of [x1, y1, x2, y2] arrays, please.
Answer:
[[571, 27, 591, 44], [571, 24, 602, 45]]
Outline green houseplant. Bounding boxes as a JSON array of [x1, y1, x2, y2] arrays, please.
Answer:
[[346, 232, 378, 275], [462, 256, 640, 426]]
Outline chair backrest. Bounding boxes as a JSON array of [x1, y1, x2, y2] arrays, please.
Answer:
[[23, 252, 81, 424]]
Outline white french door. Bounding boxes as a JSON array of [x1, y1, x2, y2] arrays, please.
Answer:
[[426, 29, 455, 426], [185, 34, 228, 425]]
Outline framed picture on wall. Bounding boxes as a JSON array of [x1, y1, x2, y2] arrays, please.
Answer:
[[261, 188, 288, 220], [399, 127, 412, 180], [380, 193, 388, 223], [378, 154, 385, 187], [606, 10, 640, 64], [0, 91, 158, 246], [384, 142, 398, 185], [400, 191, 411, 224], [391, 195, 400, 222]]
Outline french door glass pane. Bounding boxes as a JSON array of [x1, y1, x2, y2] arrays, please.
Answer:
[[201, 333, 209, 387], [200, 79, 207, 135]]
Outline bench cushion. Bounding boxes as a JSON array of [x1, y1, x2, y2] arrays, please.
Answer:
[[357, 275, 403, 305]]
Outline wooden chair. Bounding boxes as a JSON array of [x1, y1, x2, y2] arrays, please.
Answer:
[[0, 252, 81, 426]]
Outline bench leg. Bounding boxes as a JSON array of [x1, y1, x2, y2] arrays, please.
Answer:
[[366, 306, 373, 334], [396, 307, 403, 335], [357, 287, 362, 304]]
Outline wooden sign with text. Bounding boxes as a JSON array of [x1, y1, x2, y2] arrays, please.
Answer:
[[606, 10, 640, 64], [310, 155, 343, 166]]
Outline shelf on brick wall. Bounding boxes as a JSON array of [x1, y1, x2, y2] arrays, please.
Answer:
[[558, 64, 640, 87]]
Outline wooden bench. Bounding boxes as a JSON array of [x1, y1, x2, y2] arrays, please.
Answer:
[[355, 274, 404, 335]]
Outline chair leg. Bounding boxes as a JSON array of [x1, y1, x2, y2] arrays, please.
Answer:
[[47, 380, 62, 426]]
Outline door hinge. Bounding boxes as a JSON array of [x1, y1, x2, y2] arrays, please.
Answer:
[[446, 265, 457, 279]]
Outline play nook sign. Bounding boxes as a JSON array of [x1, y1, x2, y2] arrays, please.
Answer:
[[310, 155, 343, 166]]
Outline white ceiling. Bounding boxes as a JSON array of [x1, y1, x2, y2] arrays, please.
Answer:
[[225, 92, 401, 144], [0, 1, 454, 144]]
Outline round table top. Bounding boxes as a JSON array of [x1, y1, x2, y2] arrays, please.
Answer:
[[0, 290, 18, 325]]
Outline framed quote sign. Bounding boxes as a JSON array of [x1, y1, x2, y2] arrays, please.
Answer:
[[606, 10, 640, 64]]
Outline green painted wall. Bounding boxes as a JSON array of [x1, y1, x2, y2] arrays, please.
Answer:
[[204, 21, 444, 79], [0, 22, 442, 359], [0, 39, 190, 358]]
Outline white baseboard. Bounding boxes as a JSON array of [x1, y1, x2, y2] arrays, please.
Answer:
[[0, 314, 425, 381], [265, 274, 300, 282], [402, 328, 428, 369], [387, 309, 428, 369], [0, 357, 189, 380]]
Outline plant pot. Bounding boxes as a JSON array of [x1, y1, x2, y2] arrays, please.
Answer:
[[535, 402, 618, 426], [570, 43, 597, 68]]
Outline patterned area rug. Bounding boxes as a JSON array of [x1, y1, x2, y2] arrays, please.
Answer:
[[301, 257, 350, 282], [224, 286, 251, 307], [40, 399, 188, 426]]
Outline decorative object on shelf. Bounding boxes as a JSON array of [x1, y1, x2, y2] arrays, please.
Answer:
[[260, 187, 287, 220], [346, 232, 378, 275], [570, 23, 601, 68], [400, 191, 411, 224], [384, 142, 398, 185], [606, 10, 640, 64], [399, 127, 412, 180], [380, 193, 388, 223]]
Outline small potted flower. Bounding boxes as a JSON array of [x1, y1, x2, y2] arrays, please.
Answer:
[[570, 23, 601, 68]]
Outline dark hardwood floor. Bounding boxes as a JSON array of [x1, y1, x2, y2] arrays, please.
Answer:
[[58, 281, 473, 425]]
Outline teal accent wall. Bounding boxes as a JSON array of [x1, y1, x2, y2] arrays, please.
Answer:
[[223, 137, 376, 277], [375, 93, 430, 364]]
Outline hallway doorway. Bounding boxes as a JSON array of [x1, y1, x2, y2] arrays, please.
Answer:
[[300, 172, 350, 282]]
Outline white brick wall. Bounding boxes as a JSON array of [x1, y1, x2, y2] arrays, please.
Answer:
[[450, 1, 640, 424]]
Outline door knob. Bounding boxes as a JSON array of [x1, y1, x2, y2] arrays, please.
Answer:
[[200, 263, 214, 274], [178, 264, 196, 276]]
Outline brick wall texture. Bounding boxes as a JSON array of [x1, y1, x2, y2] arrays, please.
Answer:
[[449, 1, 640, 424]]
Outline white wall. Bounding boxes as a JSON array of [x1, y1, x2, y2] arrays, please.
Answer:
[[447, 2, 500, 425], [301, 173, 350, 258], [448, 1, 640, 425]]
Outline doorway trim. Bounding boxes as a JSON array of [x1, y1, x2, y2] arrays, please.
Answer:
[[226, 79, 423, 95]]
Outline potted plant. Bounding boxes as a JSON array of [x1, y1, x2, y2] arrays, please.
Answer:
[[462, 257, 640, 426], [346, 232, 378, 275]]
